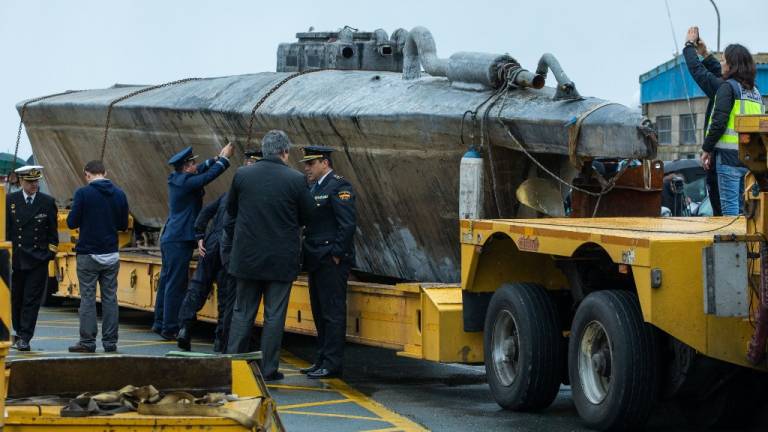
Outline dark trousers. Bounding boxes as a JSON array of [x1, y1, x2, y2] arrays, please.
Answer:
[[308, 259, 350, 372], [153, 240, 195, 334], [707, 164, 723, 216], [11, 262, 48, 342], [226, 278, 292, 377], [177, 244, 235, 351], [215, 272, 236, 351], [76, 255, 120, 349]]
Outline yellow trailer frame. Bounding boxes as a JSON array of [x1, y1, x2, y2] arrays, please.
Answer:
[[460, 216, 759, 369], [53, 252, 484, 364]]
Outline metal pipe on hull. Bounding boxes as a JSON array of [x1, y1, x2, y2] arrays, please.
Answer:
[[18, 70, 655, 282]]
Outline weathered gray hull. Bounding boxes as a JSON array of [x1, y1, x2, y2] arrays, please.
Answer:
[[19, 70, 653, 282]]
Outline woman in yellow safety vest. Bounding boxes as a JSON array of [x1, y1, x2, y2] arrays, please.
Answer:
[[697, 43, 765, 215]]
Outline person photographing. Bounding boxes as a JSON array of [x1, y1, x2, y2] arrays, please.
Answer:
[[686, 27, 765, 215]]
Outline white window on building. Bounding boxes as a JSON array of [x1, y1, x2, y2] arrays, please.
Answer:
[[657, 116, 671, 144], [680, 114, 697, 144]]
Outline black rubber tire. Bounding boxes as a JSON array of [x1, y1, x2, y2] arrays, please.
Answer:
[[568, 290, 657, 431], [483, 282, 563, 411]]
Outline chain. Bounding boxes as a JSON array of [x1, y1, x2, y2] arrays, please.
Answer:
[[13, 90, 80, 170], [100, 78, 202, 161], [245, 69, 328, 149]]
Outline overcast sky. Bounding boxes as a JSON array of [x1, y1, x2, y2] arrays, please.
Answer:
[[1, 0, 765, 159]]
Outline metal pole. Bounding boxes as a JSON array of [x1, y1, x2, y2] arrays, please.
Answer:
[[709, 0, 721, 52]]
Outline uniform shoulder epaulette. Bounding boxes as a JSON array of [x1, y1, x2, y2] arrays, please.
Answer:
[[333, 174, 344, 180]]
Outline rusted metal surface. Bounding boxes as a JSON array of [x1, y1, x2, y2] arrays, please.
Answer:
[[570, 162, 663, 218], [19, 68, 655, 282]]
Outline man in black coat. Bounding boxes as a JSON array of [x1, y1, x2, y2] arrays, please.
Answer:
[[683, 26, 722, 215], [299, 146, 356, 379], [225, 130, 314, 381], [176, 150, 263, 353], [6, 166, 58, 351]]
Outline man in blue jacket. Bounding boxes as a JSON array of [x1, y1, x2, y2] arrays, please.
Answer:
[[66, 160, 129, 353], [153, 143, 233, 339]]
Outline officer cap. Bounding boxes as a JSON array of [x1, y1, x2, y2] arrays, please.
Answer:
[[167, 146, 198, 167], [15, 165, 44, 181], [244, 149, 263, 160], [301, 146, 335, 163]]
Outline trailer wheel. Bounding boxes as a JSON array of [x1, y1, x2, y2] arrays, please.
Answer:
[[569, 290, 656, 430], [483, 282, 563, 411]]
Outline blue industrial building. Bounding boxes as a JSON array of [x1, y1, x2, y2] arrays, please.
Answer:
[[639, 53, 768, 160]]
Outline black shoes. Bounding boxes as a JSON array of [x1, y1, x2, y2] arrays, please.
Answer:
[[104, 345, 117, 353], [299, 363, 321, 374], [68, 343, 96, 353], [263, 371, 285, 382], [12, 339, 30, 351], [176, 326, 191, 351], [307, 368, 342, 379], [159, 331, 177, 341]]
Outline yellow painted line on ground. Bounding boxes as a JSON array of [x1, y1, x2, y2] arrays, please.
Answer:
[[280, 351, 428, 431], [267, 384, 337, 393], [279, 410, 388, 422], [279, 398, 353, 410], [117, 340, 175, 349], [30, 336, 169, 344], [359, 427, 406, 432]]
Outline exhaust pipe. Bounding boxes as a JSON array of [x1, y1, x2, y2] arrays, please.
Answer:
[[402, 26, 546, 91], [536, 53, 581, 100], [403, 26, 448, 80]]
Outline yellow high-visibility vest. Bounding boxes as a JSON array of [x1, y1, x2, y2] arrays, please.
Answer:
[[707, 79, 765, 150]]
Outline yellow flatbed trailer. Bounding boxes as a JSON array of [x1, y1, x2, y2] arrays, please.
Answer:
[[53, 251, 483, 364]]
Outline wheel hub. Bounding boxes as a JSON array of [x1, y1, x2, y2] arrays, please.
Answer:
[[591, 347, 612, 377], [502, 337, 518, 361], [492, 309, 520, 387], [578, 320, 613, 404]]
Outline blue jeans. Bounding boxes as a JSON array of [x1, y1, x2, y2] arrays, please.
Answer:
[[716, 155, 748, 216], [153, 241, 195, 334]]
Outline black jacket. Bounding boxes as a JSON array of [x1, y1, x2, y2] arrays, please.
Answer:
[[194, 192, 228, 253], [303, 170, 356, 272], [226, 157, 315, 282], [683, 46, 722, 135], [7, 191, 58, 270], [66, 179, 129, 255]]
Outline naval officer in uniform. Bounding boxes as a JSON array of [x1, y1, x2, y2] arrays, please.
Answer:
[[299, 146, 357, 378], [153, 143, 233, 339], [6, 165, 58, 351]]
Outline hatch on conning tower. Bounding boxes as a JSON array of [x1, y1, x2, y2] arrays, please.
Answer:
[[276, 26, 407, 72]]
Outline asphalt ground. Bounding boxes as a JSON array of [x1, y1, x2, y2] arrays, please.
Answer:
[[8, 303, 765, 431]]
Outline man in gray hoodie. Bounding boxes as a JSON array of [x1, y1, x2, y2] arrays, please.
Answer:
[[66, 160, 129, 353]]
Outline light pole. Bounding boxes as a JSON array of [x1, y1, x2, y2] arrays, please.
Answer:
[[709, 0, 721, 52]]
